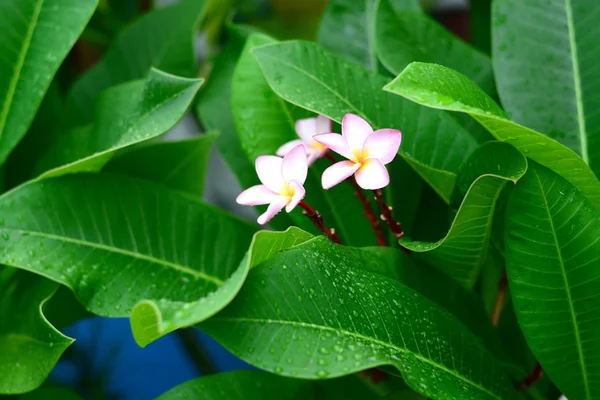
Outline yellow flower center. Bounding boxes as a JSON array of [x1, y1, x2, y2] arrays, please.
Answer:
[[279, 181, 297, 198]]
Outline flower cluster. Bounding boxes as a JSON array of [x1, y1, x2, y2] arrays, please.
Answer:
[[237, 113, 402, 225]]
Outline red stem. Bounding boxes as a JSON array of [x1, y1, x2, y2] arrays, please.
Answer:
[[298, 201, 341, 244], [518, 362, 543, 390], [372, 189, 409, 253], [324, 153, 387, 246], [492, 270, 508, 327]]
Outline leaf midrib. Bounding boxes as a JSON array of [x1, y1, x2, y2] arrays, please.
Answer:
[[534, 168, 590, 398], [1, 227, 224, 286], [0, 0, 44, 142], [258, 51, 375, 126], [564, 0, 588, 163], [213, 316, 502, 399]]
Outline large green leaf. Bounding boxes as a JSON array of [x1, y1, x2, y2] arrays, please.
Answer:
[[202, 238, 519, 399], [375, 0, 494, 95], [103, 133, 217, 197], [63, 0, 208, 126], [0, 269, 73, 394], [195, 27, 257, 190], [385, 62, 600, 211], [35, 69, 202, 178], [233, 34, 377, 245], [0, 173, 260, 347], [252, 41, 478, 203], [505, 162, 600, 400], [401, 142, 526, 289], [158, 371, 312, 400], [158, 370, 378, 400], [0, 0, 97, 165], [317, 0, 391, 71], [493, 0, 600, 175]]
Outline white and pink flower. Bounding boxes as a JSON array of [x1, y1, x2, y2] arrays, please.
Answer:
[[276, 115, 332, 165], [236, 145, 308, 225], [314, 114, 401, 190]]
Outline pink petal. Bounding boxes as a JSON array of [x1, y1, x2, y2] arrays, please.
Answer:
[[236, 185, 277, 206], [315, 115, 332, 134], [362, 128, 402, 165], [307, 148, 327, 166], [276, 139, 306, 157], [295, 118, 319, 143], [256, 155, 284, 193], [285, 180, 305, 212], [342, 113, 373, 153], [281, 145, 308, 184], [355, 158, 390, 190], [257, 196, 289, 225], [296, 115, 333, 143], [321, 161, 360, 190], [313, 133, 353, 160]]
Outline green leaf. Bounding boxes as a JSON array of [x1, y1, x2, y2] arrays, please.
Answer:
[[252, 41, 478, 203], [103, 133, 218, 197], [35, 69, 202, 178], [64, 0, 209, 126], [195, 28, 257, 190], [505, 162, 600, 400], [158, 370, 377, 400], [385, 62, 600, 211], [0, 268, 73, 394], [0, 0, 98, 165], [233, 34, 378, 245], [317, 0, 388, 70], [493, 0, 600, 174], [202, 238, 519, 399], [375, 0, 495, 96], [0, 173, 259, 347], [19, 385, 83, 400], [157, 370, 312, 400], [401, 142, 526, 290]]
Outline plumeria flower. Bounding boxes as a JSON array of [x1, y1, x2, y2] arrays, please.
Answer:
[[314, 113, 401, 190], [236, 145, 308, 225], [276, 115, 332, 165]]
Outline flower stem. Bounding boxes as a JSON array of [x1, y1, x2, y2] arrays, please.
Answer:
[[372, 189, 409, 253], [298, 200, 341, 244], [324, 153, 386, 246], [518, 362, 543, 390], [492, 270, 508, 327]]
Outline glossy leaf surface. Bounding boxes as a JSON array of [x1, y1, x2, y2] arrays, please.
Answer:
[[401, 142, 527, 289], [493, 0, 600, 174], [0, 173, 258, 347], [385, 62, 600, 211], [36, 69, 202, 178], [506, 162, 600, 400], [202, 238, 519, 399], [0, 269, 73, 394], [0, 0, 97, 165]]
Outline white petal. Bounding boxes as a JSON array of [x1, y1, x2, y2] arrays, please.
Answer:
[[257, 196, 289, 225], [559, 396, 568, 400], [286, 180, 305, 212], [313, 133, 354, 160], [295, 117, 319, 143], [342, 113, 373, 153], [256, 155, 285, 193], [282, 145, 308, 184], [321, 161, 360, 190], [315, 115, 332, 134], [307, 148, 327, 166], [276, 139, 306, 157], [236, 185, 277, 206], [362, 128, 402, 165], [355, 158, 390, 190]]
